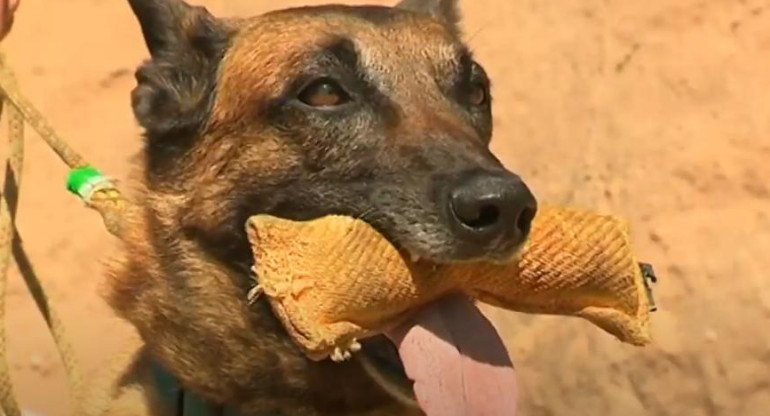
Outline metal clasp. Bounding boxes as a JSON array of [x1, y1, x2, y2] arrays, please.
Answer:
[[639, 262, 658, 312]]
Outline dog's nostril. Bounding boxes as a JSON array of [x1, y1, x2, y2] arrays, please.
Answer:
[[456, 202, 501, 229], [516, 205, 537, 238]]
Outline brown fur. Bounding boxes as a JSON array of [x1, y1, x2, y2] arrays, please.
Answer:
[[91, 0, 533, 414]]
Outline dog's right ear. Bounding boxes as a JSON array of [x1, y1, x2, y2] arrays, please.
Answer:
[[128, 0, 233, 153]]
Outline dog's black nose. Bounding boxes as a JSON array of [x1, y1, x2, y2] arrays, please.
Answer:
[[448, 172, 537, 247]]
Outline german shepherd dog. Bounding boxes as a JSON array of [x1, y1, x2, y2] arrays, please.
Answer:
[[91, 0, 537, 414]]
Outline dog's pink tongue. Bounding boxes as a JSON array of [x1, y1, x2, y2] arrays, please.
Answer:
[[386, 295, 517, 416]]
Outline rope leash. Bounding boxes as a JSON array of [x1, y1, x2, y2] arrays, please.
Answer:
[[0, 66, 24, 416], [0, 51, 131, 415]]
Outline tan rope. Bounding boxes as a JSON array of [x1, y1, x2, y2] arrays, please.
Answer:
[[0, 54, 128, 237], [0, 59, 85, 169], [0, 72, 23, 416], [0, 51, 131, 415]]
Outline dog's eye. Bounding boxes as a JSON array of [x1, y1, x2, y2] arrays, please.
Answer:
[[467, 61, 490, 107], [298, 78, 350, 107], [469, 82, 488, 106]]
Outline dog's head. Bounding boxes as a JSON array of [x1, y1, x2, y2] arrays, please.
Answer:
[[120, 0, 536, 413], [130, 0, 536, 268]]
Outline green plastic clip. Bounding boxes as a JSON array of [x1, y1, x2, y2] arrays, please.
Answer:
[[66, 165, 110, 201]]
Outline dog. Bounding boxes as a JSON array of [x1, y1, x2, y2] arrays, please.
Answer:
[[86, 0, 538, 414]]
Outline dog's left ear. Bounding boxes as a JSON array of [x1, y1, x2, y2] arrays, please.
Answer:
[[395, 0, 461, 35], [127, 0, 234, 157], [128, 0, 229, 62]]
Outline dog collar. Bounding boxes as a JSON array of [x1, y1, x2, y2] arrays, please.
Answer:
[[150, 360, 282, 416]]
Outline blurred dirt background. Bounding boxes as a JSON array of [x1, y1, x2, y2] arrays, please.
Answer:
[[0, 0, 768, 415]]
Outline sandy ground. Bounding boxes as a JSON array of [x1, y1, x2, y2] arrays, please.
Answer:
[[0, 0, 768, 415]]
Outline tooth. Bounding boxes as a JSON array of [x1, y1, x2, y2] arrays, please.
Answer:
[[246, 285, 264, 305]]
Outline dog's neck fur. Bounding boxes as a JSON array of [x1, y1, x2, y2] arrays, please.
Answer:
[[107, 182, 408, 415]]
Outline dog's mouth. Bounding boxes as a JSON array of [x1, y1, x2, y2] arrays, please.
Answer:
[[243, 210, 520, 414], [356, 295, 518, 415], [353, 234, 519, 414], [348, 222, 519, 413]]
